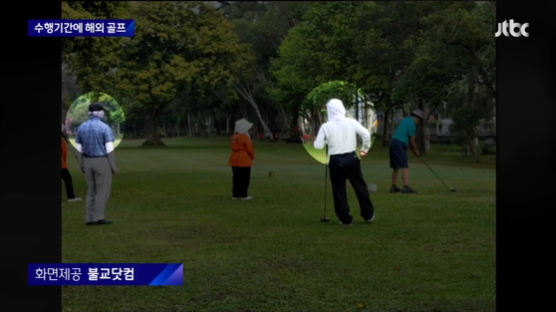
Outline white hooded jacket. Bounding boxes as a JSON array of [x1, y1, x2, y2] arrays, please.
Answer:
[[313, 98, 370, 156]]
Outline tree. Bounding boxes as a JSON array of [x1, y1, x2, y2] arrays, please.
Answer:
[[392, 38, 463, 153], [62, 1, 129, 91], [270, 2, 453, 146], [426, 2, 496, 158], [350, 1, 455, 146], [447, 71, 494, 159], [63, 1, 250, 145], [224, 1, 307, 138], [393, 2, 495, 156], [301, 80, 358, 135], [270, 2, 361, 136], [423, 2, 496, 99]]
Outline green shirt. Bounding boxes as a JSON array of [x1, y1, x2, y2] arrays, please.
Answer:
[[392, 117, 416, 145]]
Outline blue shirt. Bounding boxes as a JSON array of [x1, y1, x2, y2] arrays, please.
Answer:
[[391, 117, 416, 145], [75, 116, 115, 157]]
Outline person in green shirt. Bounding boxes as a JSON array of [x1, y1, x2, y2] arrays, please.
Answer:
[[389, 109, 424, 193]]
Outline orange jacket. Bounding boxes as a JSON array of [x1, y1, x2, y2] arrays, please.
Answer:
[[61, 137, 67, 169], [228, 133, 254, 167]]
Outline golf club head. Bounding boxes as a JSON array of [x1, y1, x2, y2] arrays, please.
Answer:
[[449, 188, 457, 192], [320, 217, 330, 223]]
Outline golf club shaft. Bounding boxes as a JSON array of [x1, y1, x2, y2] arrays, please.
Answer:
[[419, 156, 451, 189], [323, 145, 328, 220], [71, 149, 80, 165], [64, 135, 82, 167]]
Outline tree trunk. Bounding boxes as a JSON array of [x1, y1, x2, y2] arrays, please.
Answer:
[[416, 102, 429, 155], [465, 73, 479, 160], [466, 136, 479, 160], [195, 112, 201, 136], [187, 112, 192, 137], [287, 110, 301, 143], [277, 103, 292, 135], [249, 101, 272, 138], [142, 110, 165, 146], [213, 111, 221, 135], [423, 105, 430, 153], [205, 116, 211, 137], [381, 107, 391, 147], [233, 83, 273, 139]]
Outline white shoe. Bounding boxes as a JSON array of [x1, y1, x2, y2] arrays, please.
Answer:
[[239, 196, 252, 200], [365, 215, 375, 223], [67, 197, 82, 202]]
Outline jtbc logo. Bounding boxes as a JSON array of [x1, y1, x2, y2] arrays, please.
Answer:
[[495, 19, 529, 38]]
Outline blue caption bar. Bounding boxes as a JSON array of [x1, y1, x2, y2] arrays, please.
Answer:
[[28, 263, 182, 286], [28, 19, 134, 37]]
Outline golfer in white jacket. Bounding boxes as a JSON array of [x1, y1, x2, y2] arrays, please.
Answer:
[[314, 98, 375, 225]]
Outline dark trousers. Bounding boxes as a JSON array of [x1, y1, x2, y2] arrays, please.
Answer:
[[61, 168, 76, 199], [329, 152, 374, 224], [389, 138, 409, 169], [232, 166, 251, 198]]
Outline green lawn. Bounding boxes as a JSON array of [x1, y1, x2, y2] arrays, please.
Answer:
[[62, 137, 495, 312]]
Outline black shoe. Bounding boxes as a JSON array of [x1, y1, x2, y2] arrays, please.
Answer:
[[86, 219, 113, 225], [401, 186, 417, 194], [390, 185, 401, 193]]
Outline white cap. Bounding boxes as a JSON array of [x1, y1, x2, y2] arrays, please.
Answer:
[[411, 108, 424, 119], [234, 118, 253, 134]]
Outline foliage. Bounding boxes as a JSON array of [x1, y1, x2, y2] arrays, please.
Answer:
[[302, 80, 358, 114], [269, 2, 488, 148], [62, 1, 251, 145], [224, 1, 308, 134], [62, 1, 128, 91], [410, 2, 496, 156], [270, 2, 360, 114], [62, 1, 495, 152], [65, 91, 125, 141]]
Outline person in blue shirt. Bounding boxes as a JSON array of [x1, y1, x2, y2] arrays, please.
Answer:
[[75, 102, 116, 225], [389, 109, 424, 193]]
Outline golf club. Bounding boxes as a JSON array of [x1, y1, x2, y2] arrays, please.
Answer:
[[70, 145, 81, 167], [320, 145, 330, 222], [66, 138, 85, 171], [418, 156, 457, 192]]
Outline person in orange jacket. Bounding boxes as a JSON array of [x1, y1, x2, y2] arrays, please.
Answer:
[[228, 118, 255, 200], [61, 131, 82, 202]]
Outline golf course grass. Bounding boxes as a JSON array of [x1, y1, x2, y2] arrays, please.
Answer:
[[62, 137, 495, 312]]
